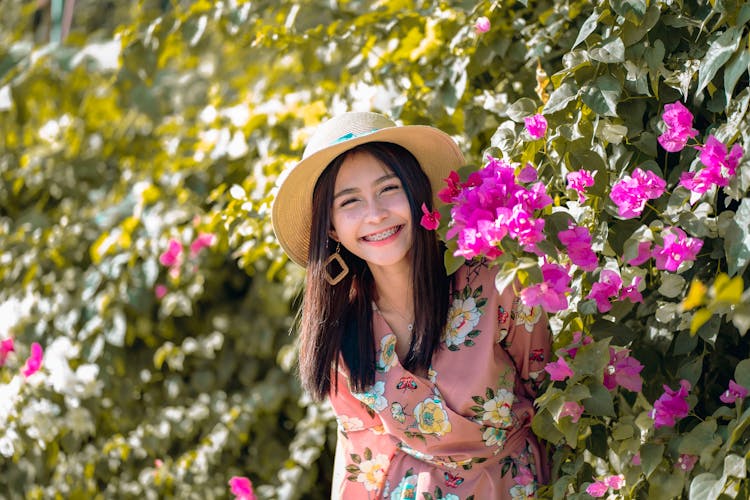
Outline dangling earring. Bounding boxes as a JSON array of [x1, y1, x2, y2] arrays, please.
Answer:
[[324, 242, 349, 285]]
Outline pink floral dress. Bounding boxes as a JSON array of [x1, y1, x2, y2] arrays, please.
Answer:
[[329, 261, 551, 499]]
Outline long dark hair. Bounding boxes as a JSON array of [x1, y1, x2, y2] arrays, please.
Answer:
[[298, 142, 454, 401]]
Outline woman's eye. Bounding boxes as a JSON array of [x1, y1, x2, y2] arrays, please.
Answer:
[[340, 198, 358, 207], [381, 184, 400, 193]]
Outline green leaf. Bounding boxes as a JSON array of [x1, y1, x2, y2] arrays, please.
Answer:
[[648, 470, 685, 499], [543, 80, 579, 114], [689, 472, 724, 500], [610, 0, 647, 22], [571, 340, 610, 379], [640, 442, 665, 478], [585, 424, 608, 458], [734, 359, 750, 389], [725, 198, 750, 277], [582, 75, 621, 116], [724, 454, 746, 479], [678, 420, 721, 465], [589, 36, 625, 63], [724, 42, 750, 106], [696, 27, 743, 96], [582, 382, 615, 417], [506, 97, 538, 122], [572, 11, 599, 49]]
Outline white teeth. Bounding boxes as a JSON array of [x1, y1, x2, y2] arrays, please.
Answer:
[[364, 226, 400, 241]]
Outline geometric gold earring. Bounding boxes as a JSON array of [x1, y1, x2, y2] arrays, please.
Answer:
[[323, 242, 349, 286]]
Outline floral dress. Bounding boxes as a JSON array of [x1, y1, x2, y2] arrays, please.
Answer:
[[329, 261, 552, 499]]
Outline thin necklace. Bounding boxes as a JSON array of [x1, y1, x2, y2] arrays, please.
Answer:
[[373, 296, 414, 332]]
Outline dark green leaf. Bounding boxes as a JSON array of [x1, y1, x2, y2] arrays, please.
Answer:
[[697, 27, 743, 95], [582, 75, 622, 116]]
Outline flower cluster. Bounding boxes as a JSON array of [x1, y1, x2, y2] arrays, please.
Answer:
[[587, 270, 643, 313], [524, 114, 547, 140], [520, 263, 572, 312], [657, 101, 698, 152], [680, 135, 744, 194], [0, 338, 44, 378], [229, 476, 256, 500], [566, 169, 595, 202], [650, 379, 691, 429], [719, 380, 748, 405], [440, 157, 552, 259], [609, 167, 666, 218], [586, 474, 625, 497]]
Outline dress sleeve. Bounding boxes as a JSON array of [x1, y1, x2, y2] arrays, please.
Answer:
[[502, 293, 552, 398]]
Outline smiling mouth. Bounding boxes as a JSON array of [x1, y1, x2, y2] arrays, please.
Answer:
[[362, 225, 403, 242]]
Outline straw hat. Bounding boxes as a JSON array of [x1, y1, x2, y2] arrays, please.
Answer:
[[272, 111, 465, 267]]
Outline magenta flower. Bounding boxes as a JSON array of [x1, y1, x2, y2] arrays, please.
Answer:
[[558, 225, 598, 271], [155, 284, 168, 300], [720, 379, 748, 404], [652, 227, 703, 272], [609, 168, 666, 218], [587, 270, 622, 313], [544, 357, 574, 381], [524, 114, 548, 139], [518, 164, 538, 183], [586, 480, 609, 497], [419, 203, 440, 231], [438, 171, 462, 203], [632, 452, 641, 465], [514, 465, 534, 486], [229, 476, 257, 500], [657, 101, 699, 152], [603, 348, 644, 392], [650, 379, 691, 429], [0, 337, 14, 366], [190, 232, 216, 256], [22, 342, 43, 378], [627, 241, 652, 266], [559, 401, 584, 423], [620, 275, 644, 304], [474, 16, 491, 34], [605, 475, 625, 490], [508, 206, 546, 250], [680, 137, 744, 194], [519, 263, 571, 313], [566, 170, 595, 202], [159, 238, 183, 267], [676, 454, 698, 472]]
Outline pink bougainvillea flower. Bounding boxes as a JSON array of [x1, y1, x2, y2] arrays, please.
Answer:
[[627, 241, 652, 266], [474, 16, 491, 33], [632, 452, 641, 465], [519, 263, 571, 313], [155, 284, 168, 300], [524, 114, 548, 139], [652, 227, 703, 272], [720, 379, 748, 404], [159, 238, 183, 267], [558, 225, 598, 271], [609, 168, 666, 218], [559, 401, 584, 423], [229, 476, 256, 500], [680, 137, 744, 195], [603, 348, 644, 392], [190, 232, 216, 256], [587, 269, 623, 313], [586, 480, 609, 497], [419, 203, 440, 231], [566, 170, 595, 202], [620, 275, 644, 304], [544, 357, 574, 381], [154, 459, 164, 468], [438, 170, 462, 203], [676, 454, 698, 472], [0, 337, 14, 366], [605, 474, 625, 490], [650, 379, 691, 429], [518, 164, 538, 183], [22, 342, 43, 378], [657, 101, 699, 152]]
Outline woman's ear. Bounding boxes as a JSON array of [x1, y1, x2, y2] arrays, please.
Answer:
[[329, 229, 339, 242]]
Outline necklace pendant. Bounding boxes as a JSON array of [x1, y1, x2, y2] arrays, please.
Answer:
[[407, 324, 414, 332]]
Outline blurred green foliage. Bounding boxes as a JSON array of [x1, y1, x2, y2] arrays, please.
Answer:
[[0, 0, 748, 498]]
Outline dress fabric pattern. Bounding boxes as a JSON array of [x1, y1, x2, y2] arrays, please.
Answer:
[[329, 262, 552, 499]]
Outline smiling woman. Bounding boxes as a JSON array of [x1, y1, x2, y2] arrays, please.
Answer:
[[271, 112, 552, 499]]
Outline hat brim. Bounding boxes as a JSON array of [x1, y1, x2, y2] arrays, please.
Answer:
[[272, 125, 465, 267]]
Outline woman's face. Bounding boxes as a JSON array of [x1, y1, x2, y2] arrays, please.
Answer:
[[330, 150, 413, 273]]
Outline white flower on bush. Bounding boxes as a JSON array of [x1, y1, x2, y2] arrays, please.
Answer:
[[19, 399, 61, 446], [0, 376, 22, 425], [0, 426, 19, 457], [43, 337, 103, 401], [66, 407, 95, 439]]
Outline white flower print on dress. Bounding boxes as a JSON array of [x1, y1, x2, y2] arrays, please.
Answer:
[[355, 452, 390, 491], [482, 388, 516, 428], [516, 303, 542, 332], [352, 381, 388, 412], [337, 414, 365, 432], [443, 283, 486, 350]]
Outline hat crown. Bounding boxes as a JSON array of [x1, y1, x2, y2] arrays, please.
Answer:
[[303, 112, 397, 160]]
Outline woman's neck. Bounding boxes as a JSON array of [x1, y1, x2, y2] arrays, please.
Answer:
[[369, 262, 413, 319]]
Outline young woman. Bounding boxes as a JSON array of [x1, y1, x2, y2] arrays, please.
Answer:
[[272, 112, 551, 499]]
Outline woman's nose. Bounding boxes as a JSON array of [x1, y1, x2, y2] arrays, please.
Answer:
[[364, 200, 388, 222]]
